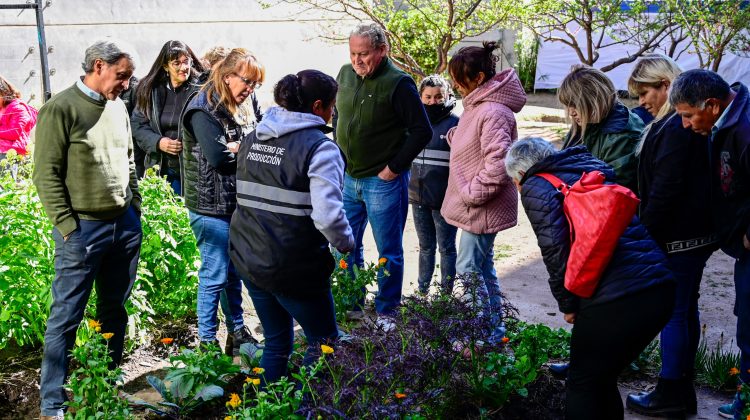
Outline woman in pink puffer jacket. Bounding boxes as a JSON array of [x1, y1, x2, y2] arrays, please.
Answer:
[[442, 41, 526, 344], [0, 75, 37, 157]]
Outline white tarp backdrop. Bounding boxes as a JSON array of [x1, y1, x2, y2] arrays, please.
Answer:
[[534, 23, 750, 90]]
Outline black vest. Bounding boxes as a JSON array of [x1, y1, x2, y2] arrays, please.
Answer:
[[181, 90, 247, 216], [229, 126, 334, 297], [408, 111, 459, 208]]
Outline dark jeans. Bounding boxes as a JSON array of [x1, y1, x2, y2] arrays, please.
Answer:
[[412, 204, 457, 293], [40, 207, 142, 416], [659, 247, 713, 379], [165, 167, 181, 196], [566, 283, 675, 420], [244, 280, 338, 384], [731, 248, 750, 393]]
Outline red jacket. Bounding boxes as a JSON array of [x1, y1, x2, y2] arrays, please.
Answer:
[[0, 99, 38, 155], [440, 69, 526, 234]]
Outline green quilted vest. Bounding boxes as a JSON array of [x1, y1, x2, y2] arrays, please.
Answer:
[[335, 58, 411, 178]]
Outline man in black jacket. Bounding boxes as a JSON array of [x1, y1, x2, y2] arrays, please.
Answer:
[[670, 69, 750, 420]]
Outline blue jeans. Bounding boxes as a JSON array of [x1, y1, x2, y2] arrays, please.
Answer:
[[189, 211, 245, 342], [343, 172, 409, 315], [659, 247, 714, 379], [40, 207, 142, 416], [456, 230, 505, 342], [244, 280, 338, 384], [412, 204, 457, 293], [165, 167, 181, 196]]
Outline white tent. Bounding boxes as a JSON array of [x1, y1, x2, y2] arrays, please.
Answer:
[[534, 23, 750, 90]]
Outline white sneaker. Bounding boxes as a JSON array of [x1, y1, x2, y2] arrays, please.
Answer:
[[375, 315, 396, 333]]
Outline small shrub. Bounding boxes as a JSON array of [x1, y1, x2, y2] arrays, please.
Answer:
[[145, 344, 240, 417], [330, 256, 385, 321], [513, 28, 540, 93], [65, 332, 131, 419], [695, 330, 742, 390]]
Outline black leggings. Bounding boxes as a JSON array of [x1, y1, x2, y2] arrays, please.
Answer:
[[566, 283, 675, 420]]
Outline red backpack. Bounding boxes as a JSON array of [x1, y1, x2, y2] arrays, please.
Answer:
[[536, 171, 640, 298]]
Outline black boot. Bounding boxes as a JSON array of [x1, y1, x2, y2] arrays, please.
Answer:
[[626, 378, 686, 418], [225, 326, 259, 356], [681, 377, 697, 414]]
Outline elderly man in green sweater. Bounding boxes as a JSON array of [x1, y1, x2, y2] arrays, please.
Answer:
[[33, 39, 142, 420]]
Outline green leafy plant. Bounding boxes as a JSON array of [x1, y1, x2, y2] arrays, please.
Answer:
[[513, 28, 540, 93], [145, 344, 240, 417], [330, 256, 387, 322], [64, 332, 132, 419], [694, 331, 742, 390], [136, 169, 200, 319], [739, 377, 750, 419]]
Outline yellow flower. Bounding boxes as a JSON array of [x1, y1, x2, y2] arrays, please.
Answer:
[[252, 367, 265, 375], [378, 257, 387, 266], [88, 319, 101, 329], [225, 417, 232, 420], [102, 333, 114, 340], [321, 344, 334, 354], [730, 367, 740, 376], [226, 393, 241, 409], [251, 378, 260, 386], [394, 392, 407, 399], [339, 259, 348, 270]]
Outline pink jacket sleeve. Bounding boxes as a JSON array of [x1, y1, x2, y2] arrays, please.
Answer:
[[459, 112, 513, 207], [0, 100, 35, 141]]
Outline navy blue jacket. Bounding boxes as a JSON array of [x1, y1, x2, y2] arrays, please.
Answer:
[[519, 146, 673, 313], [710, 83, 750, 257], [408, 99, 459, 208]]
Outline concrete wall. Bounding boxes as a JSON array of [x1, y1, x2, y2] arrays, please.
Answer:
[[0, 0, 516, 108]]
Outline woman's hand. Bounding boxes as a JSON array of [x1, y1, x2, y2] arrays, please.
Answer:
[[564, 312, 577, 324], [159, 137, 182, 155]]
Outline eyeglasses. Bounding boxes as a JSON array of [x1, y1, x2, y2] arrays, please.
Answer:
[[234, 73, 262, 90], [169, 58, 192, 68]]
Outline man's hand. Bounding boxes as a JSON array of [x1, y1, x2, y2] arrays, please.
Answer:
[[564, 313, 576, 324], [377, 165, 398, 181], [158, 137, 183, 155], [63, 234, 71, 242], [744, 234, 750, 250]]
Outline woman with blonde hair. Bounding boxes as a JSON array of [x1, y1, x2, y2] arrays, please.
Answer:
[[624, 54, 717, 418], [181, 48, 265, 351], [558, 65, 643, 193]]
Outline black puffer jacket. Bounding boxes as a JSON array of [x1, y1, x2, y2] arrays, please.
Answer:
[[519, 146, 673, 314], [638, 111, 717, 253], [181, 89, 247, 216], [408, 99, 459, 208]]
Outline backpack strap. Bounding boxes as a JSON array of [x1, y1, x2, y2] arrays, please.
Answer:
[[536, 173, 570, 195]]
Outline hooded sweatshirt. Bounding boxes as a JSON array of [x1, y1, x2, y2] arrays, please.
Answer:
[[254, 106, 354, 251], [440, 69, 527, 234]]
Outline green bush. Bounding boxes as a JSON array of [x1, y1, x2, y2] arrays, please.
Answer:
[[514, 28, 540, 93]]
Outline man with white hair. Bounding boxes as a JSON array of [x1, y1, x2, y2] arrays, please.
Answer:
[[334, 23, 432, 330], [33, 39, 142, 419]]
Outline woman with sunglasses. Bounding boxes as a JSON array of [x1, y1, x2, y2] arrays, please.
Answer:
[[182, 48, 265, 351], [132, 40, 205, 195]]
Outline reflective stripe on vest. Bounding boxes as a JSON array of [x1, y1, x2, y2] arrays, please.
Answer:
[[417, 148, 450, 167], [236, 180, 312, 216]]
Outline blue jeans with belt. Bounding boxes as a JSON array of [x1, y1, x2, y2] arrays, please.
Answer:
[[724, 242, 750, 418], [342, 172, 409, 315], [40, 207, 142, 417], [189, 211, 245, 342]]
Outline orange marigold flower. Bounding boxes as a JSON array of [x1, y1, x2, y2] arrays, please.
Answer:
[[252, 367, 265, 374], [160, 337, 174, 345], [730, 367, 740, 376], [102, 332, 114, 340], [225, 416, 233, 420], [378, 257, 387, 266], [394, 392, 407, 399], [226, 393, 241, 409], [87, 319, 101, 329], [321, 344, 334, 354], [339, 259, 348, 270], [501, 337, 510, 344]]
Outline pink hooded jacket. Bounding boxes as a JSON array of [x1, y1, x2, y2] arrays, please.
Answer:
[[440, 68, 527, 234], [0, 98, 38, 155]]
